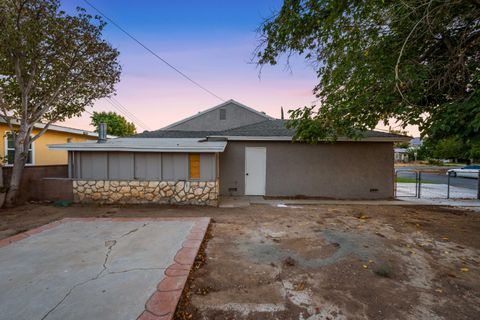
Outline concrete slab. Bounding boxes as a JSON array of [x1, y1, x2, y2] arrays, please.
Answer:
[[0, 217, 209, 320]]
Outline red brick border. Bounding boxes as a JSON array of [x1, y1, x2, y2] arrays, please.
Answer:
[[0, 216, 210, 320], [138, 217, 210, 320]]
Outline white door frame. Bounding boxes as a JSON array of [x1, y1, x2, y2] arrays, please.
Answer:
[[245, 147, 266, 195]]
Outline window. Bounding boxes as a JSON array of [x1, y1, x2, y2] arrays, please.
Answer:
[[5, 133, 34, 165], [219, 108, 226, 120], [189, 153, 200, 179]]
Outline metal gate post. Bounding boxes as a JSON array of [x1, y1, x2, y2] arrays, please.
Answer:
[[447, 172, 451, 199], [415, 171, 419, 198], [417, 171, 422, 198], [477, 170, 480, 200]]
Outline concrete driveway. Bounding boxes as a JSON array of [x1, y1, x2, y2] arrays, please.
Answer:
[[0, 217, 209, 320]]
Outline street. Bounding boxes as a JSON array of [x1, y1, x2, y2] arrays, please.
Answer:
[[396, 166, 479, 190]]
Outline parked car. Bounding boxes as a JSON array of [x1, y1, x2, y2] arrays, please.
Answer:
[[446, 165, 480, 178]]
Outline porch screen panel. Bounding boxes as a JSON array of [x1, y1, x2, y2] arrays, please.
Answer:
[[200, 153, 215, 180], [162, 153, 188, 180], [108, 152, 134, 180], [80, 152, 108, 179], [134, 153, 162, 180]]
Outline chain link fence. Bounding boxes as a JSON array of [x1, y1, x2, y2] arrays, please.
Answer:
[[395, 169, 480, 200]]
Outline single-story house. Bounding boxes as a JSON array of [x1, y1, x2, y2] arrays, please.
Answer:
[[394, 148, 409, 162], [49, 100, 409, 205], [0, 119, 114, 166]]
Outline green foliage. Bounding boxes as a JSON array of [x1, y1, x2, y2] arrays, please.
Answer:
[[0, 0, 121, 205], [90, 111, 136, 137], [256, 0, 480, 142], [431, 137, 467, 160], [0, 0, 121, 126]]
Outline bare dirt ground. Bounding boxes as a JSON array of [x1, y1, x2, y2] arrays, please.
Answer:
[[1, 203, 480, 319]]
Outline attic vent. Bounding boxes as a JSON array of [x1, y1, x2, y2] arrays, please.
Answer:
[[219, 108, 226, 120]]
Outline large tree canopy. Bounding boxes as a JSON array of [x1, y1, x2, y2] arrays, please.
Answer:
[[90, 111, 136, 137], [256, 0, 480, 146], [0, 0, 121, 205]]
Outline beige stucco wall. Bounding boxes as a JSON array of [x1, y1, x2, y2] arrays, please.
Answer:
[[219, 141, 395, 199]]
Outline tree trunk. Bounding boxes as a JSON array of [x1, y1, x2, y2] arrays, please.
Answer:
[[5, 130, 28, 207]]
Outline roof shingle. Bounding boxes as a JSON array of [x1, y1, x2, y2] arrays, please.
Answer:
[[132, 119, 409, 141]]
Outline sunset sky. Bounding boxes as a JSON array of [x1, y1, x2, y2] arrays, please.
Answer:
[[61, 0, 419, 136]]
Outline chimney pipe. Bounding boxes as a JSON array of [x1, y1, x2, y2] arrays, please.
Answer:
[[98, 123, 107, 143]]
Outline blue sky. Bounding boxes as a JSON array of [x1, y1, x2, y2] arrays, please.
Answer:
[[60, 0, 418, 135], [60, 0, 319, 132]]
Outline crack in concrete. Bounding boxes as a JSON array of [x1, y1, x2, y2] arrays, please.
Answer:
[[40, 223, 152, 320], [107, 267, 167, 275]]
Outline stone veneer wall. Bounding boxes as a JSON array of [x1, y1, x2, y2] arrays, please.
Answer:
[[73, 180, 219, 206]]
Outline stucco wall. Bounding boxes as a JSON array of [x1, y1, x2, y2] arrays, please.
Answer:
[[167, 102, 268, 131], [0, 124, 96, 165], [219, 141, 394, 199]]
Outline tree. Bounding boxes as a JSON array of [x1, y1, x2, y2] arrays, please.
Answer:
[[90, 111, 136, 137], [256, 0, 479, 143], [0, 0, 121, 206], [431, 137, 468, 161]]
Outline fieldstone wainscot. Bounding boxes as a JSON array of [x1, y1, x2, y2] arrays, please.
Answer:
[[73, 180, 219, 206]]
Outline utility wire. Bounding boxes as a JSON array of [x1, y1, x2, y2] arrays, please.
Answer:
[[108, 97, 152, 131], [83, 0, 225, 102], [103, 98, 151, 131]]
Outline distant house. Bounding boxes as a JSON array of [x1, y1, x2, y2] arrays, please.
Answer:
[[0, 119, 108, 166], [50, 99, 409, 205], [410, 137, 423, 149], [394, 148, 409, 162]]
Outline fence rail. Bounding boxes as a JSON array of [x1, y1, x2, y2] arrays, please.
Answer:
[[395, 169, 479, 200]]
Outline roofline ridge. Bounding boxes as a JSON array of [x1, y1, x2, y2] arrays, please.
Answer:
[[161, 99, 273, 130]]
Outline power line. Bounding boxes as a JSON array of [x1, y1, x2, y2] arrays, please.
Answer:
[[103, 98, 151, 131], [108, 97, 152, 131], [83, 0, 225, 102]]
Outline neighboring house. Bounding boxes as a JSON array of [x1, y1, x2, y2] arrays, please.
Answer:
[[410, 137, 423, 149], [49, 99, 409, 205], [0, 119, 107, 165], [394, 148, 409, 162]]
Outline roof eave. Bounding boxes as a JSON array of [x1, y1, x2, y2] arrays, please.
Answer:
[[207, 135, 411, 142], [48, 146, 226, 153]]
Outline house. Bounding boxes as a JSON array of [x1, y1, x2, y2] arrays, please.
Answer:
[[394, 148, 409, 162], [0, 119, 107, 166], [49, 100, 409, 205]]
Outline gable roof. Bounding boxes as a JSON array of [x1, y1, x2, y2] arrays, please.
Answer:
[[209, 120, 410, 141], [132, 119, 410, 142], [133, 130, 218, 138], [161, 99, 273, 130]]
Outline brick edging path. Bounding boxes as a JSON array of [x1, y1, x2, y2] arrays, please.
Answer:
[[138, 217, 210, 320], [0, 217, 211, 320]]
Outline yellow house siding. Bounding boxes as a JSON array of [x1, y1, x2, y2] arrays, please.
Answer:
[[0, 124, 97, 165]]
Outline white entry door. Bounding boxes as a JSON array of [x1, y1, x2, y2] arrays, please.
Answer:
[[245, 147, 266, 195]]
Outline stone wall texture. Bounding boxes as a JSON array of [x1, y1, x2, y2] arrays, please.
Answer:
[[73, 180, 219, 206]]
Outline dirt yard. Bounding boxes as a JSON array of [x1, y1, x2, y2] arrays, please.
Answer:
[[1, 203, 479, 319]]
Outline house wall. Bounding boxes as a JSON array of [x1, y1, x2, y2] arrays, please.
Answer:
[[70, 151, 219, 205], [70, 151, 216, 181], [219, 141, 395, 199], [166, 101, 268, 131], [0, 124, 97, 165]]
